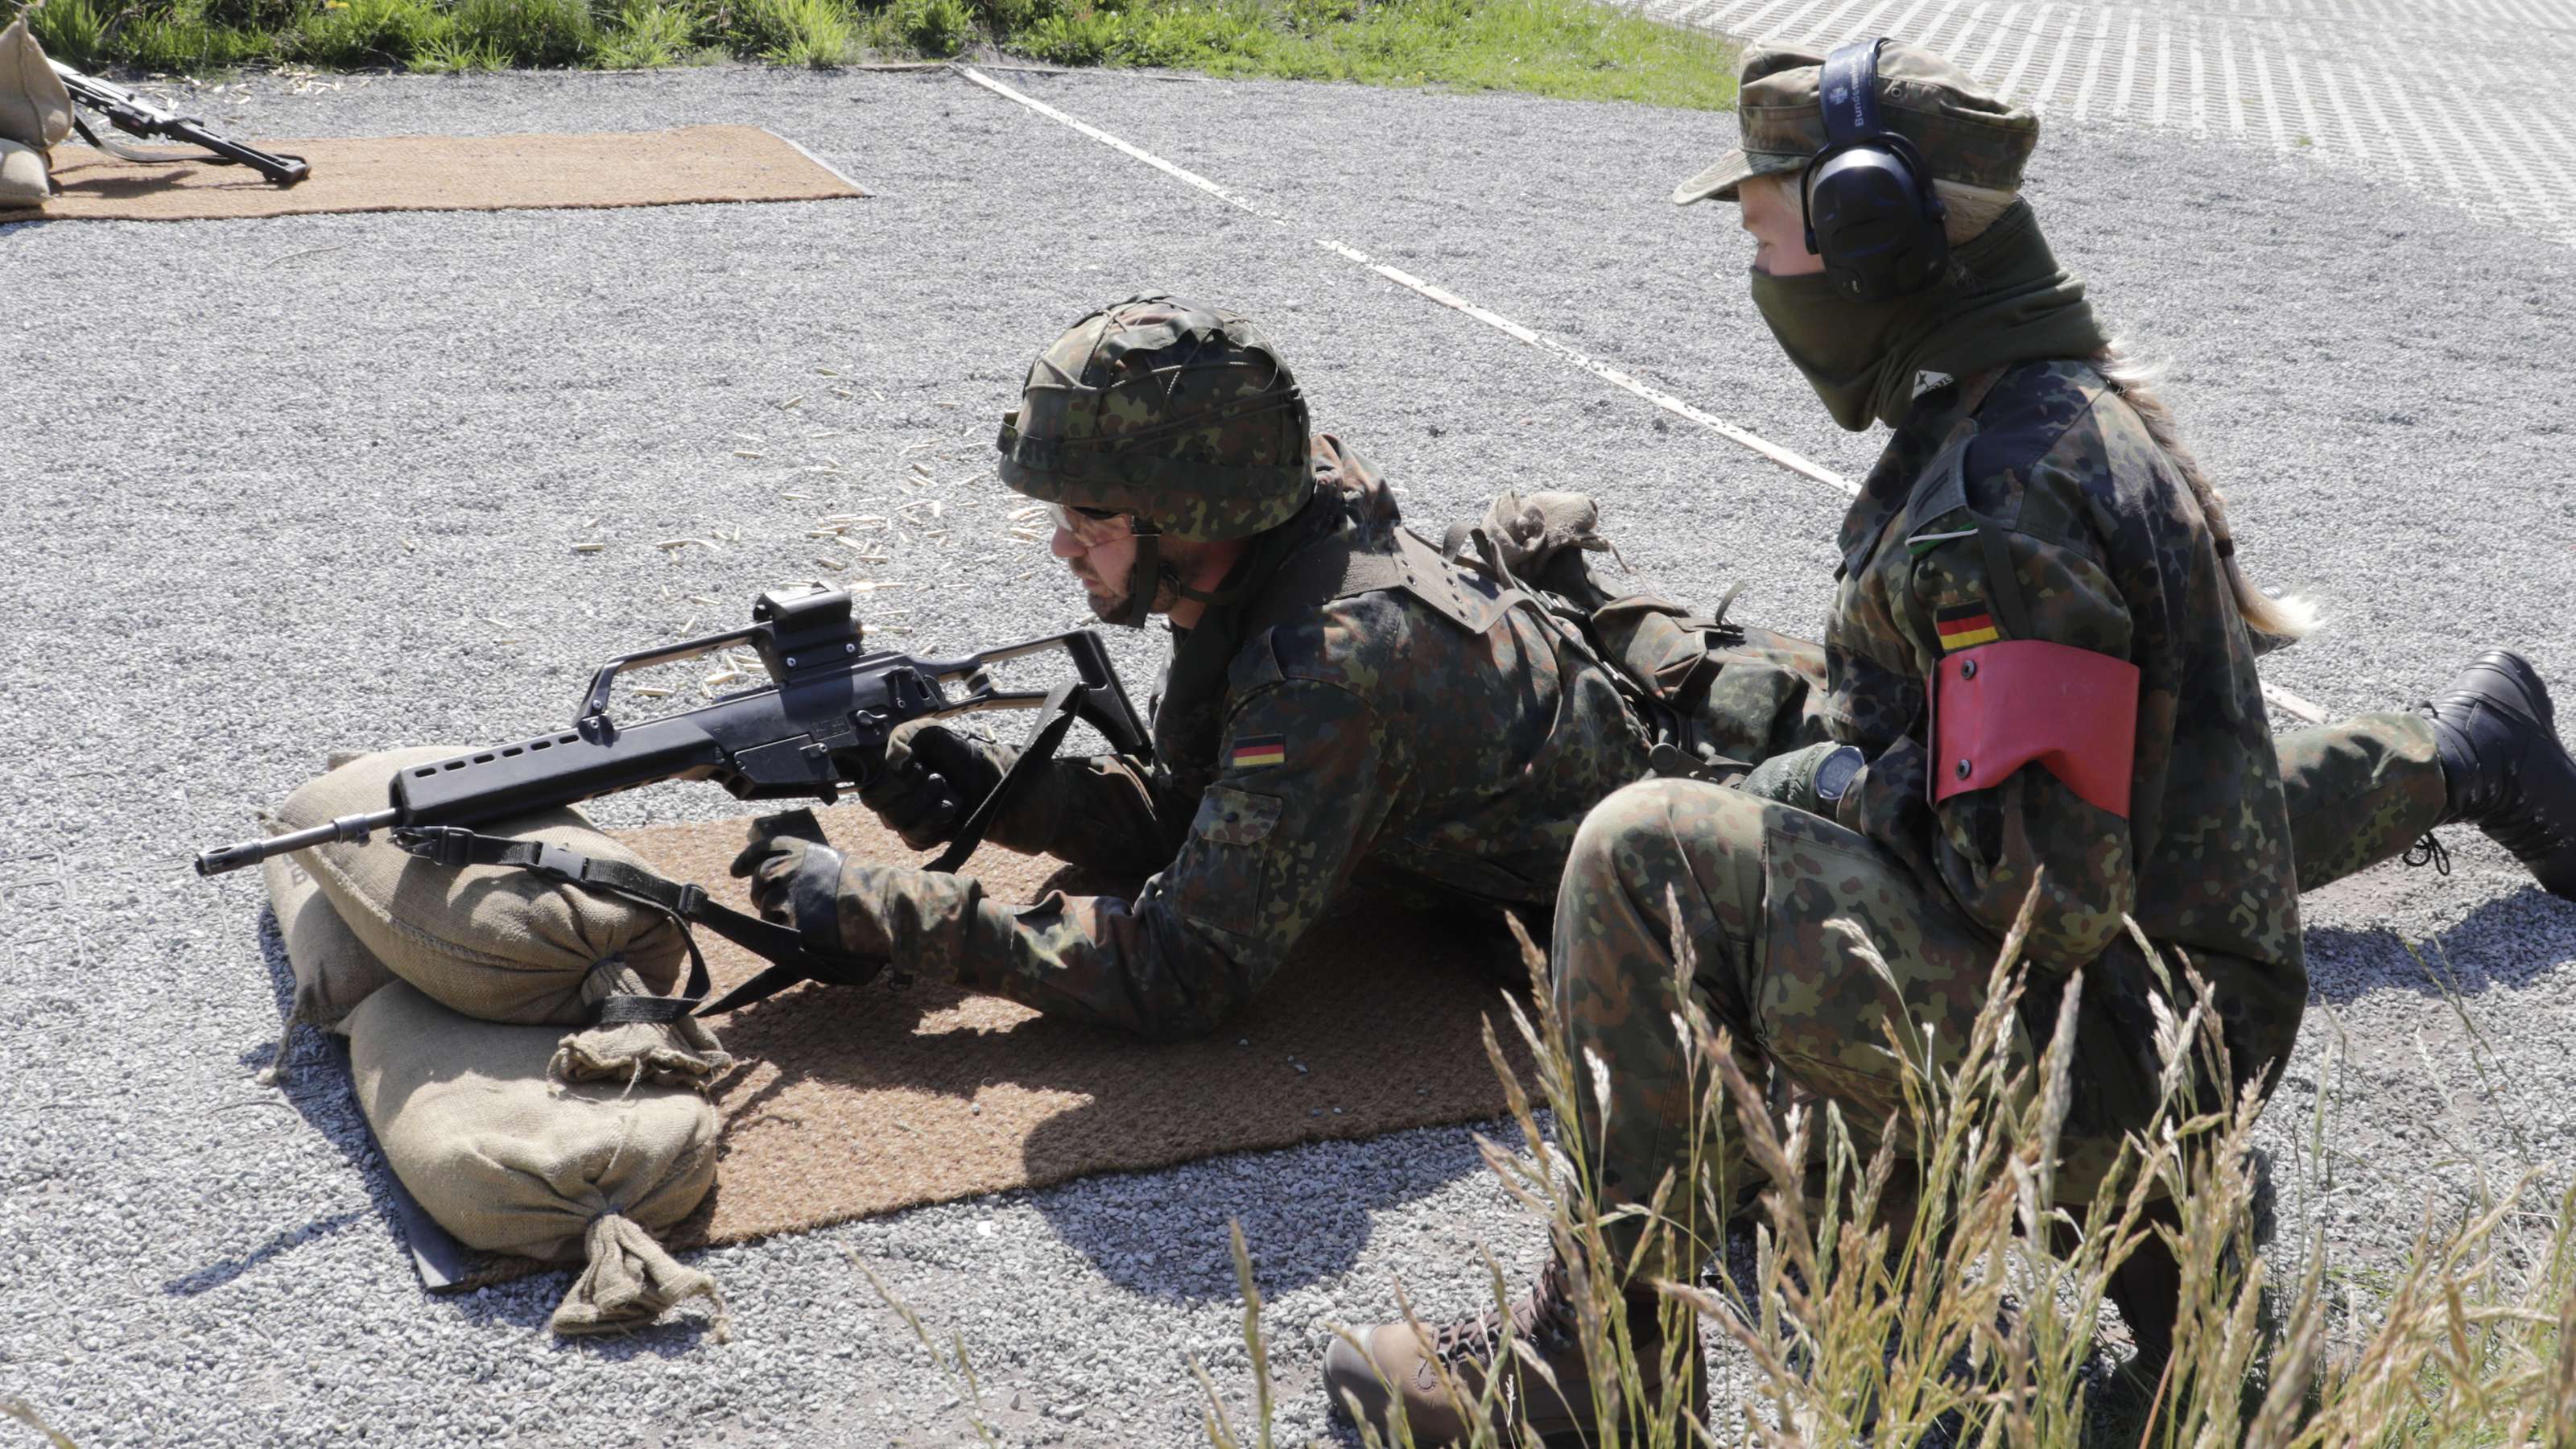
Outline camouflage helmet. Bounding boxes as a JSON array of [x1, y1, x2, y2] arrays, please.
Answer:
[[995, 293, 1311, 543]]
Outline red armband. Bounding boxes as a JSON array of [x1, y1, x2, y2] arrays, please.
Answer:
[[1930, 640, 2141, 819]]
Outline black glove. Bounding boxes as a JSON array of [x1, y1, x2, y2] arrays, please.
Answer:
[[729, 823, 861, 960], [859, 720, 1009, 851]]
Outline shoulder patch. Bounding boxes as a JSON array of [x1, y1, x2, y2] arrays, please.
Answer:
[[1228, 734, 1287, 770], [1935, 600, 2000, 650]]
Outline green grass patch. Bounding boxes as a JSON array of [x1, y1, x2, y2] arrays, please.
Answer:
[[3, 0, 1735, 109]]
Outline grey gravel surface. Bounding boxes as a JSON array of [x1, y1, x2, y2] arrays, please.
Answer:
[[2, 62, 2572, 1447]]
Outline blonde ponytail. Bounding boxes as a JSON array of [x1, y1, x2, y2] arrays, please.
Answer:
[[2091, 345, 2320, 642]]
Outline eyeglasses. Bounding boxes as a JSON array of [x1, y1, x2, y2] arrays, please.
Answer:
[[1045, 502, 1134, 547]]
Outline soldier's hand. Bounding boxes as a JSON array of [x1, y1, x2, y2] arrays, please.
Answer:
[[859, 720, 1009, 851], [729, 832, 821, 923]]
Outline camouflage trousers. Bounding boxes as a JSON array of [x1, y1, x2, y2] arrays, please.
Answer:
[[1551, 712, 2446, 1283], [2277, 712, 2447, 890]]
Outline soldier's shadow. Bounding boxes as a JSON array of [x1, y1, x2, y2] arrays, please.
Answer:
[[2300, 886, 2574, 1006]]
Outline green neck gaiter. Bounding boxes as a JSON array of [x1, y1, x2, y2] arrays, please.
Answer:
[[1748, 200, 2111, 432], [1151, 485, 1344, 771]]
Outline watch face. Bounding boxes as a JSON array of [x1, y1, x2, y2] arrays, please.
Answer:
[[1814, 745, 1866, 803]]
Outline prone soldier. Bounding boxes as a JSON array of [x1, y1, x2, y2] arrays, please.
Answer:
[[729, 293, 1830, 1040]]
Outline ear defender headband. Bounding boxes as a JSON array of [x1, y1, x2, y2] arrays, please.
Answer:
[[1801, 39, 1950, 302]]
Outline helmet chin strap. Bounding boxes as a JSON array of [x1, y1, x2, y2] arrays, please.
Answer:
[[1113, 522, 1262, 626], [1112, 523, 1162, 629]]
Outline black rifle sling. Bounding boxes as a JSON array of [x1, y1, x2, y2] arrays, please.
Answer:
[[925, 678, 1087, 876], [389, 827, 868, 1023], [70, 113, 211, 167]]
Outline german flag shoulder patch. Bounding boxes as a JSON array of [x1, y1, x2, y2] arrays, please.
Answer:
[[1228, 734, 1287, 770], [1935, 601, 2000, 651]]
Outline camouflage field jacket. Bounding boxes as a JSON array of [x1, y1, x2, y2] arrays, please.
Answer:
[[842, 437, 1657, 1038], [1824, 358, 2306, 1071]]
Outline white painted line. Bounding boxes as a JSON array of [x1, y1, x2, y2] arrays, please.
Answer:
[[949, 60, 1851, 493], [1803, 0, 1872, 46], [2070, 5, 2114, 122], [2458, 74, 2569, 231], [2264, 682, 2329, 724], [948, 60, 2336, 725], [1910, 0, 1964, 49], [1968, 0, 2022, 81], [2032, 2, 2082, 111], [2185, 12, 2211, 138], [2246, 28, 2285, 149], [1730, 0, 1810, 40], [2347, 59, 2421, 189], [2217, 19, 2248, 137], [2314, 54, 2371, 167], [1883, 0, 1942, 43], [2502, 105, 2576, 243], [762, 129, 871, 194], [949, 64, 1271, 217], [2149, 15, 2173, 127], [1941, 1, 1993, 64], [1996, 2, 2052, 101], [1844, 0, 1907, 44], [2408, 61, 2510, 216], [2115, 10, 2143, 120], [2270, 23, 2322, 151]]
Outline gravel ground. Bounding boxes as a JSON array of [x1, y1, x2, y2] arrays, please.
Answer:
[[2, 62, 2572, 1447]]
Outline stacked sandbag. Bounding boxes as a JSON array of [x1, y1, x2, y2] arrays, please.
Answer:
[[270, 746, 729, 1088], [263, 840, 400, 1035], [0, 17, 70, 206], [346, 981, 728, 1338]]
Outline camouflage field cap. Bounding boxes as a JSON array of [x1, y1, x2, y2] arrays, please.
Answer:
[[1671, 41, 2038, 204], [996, 293, 1312, 543]]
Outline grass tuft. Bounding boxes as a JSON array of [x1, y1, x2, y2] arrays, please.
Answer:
[[3, 0, 1737, 111]]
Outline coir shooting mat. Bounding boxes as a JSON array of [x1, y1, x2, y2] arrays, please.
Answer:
[[0, 125, 864, 222], [634, 805, 1534, 1255]]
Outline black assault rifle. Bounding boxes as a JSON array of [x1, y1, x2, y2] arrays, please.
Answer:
[[196, 584, 1150, 1015], [51, 61, 311, 185]]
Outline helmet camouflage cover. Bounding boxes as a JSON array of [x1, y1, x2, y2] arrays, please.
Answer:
[[996, 293, 1312, 543]]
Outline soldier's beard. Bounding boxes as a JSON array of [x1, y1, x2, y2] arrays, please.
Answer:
[[1071, 561, 1181, 625]]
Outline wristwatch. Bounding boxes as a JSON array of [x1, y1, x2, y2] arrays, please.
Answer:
[[1812, 745, 1866, 807]]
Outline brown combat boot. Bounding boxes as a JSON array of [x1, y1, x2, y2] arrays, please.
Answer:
[[1323, 1256, 1707, 1447]]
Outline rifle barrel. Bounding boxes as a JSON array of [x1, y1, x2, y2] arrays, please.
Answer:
[[195, 808, 399, 877]]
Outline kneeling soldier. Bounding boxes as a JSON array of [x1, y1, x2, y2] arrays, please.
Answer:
[[1324, 37, 2576, 1446]]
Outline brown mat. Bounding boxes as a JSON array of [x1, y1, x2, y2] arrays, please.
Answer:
[[444, 806, 1536, 1288], [0, 125, 865, 223]]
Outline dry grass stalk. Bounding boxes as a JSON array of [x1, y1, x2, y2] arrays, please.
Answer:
[[852, 873, 2571, 1449]]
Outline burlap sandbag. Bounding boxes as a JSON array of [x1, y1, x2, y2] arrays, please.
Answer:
[[262, 832, 400, 1034], [274, 746, 689, 1026], [347, 981, 728, 1337], [0, 135, 47, 206], [0, 18, 72, 151], [550, 959, 735, 1092]]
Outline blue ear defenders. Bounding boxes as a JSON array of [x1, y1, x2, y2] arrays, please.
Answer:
[[1801, 38, 1950, 302]]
